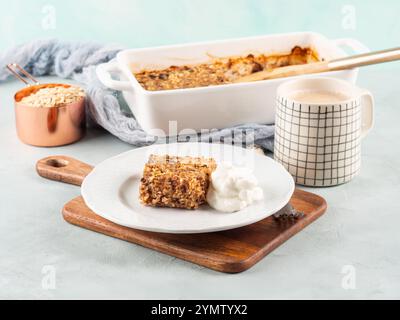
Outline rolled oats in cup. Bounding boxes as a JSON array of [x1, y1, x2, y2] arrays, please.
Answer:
[[19, 85, 85, 108], [6, 64, 86, 147], [14, 83, 86, 147]]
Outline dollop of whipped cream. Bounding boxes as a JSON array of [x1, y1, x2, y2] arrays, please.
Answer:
[[207, 162, 264, 213]]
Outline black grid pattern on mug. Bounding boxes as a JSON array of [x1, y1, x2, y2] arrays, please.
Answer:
[[274, 97, 361, 186]]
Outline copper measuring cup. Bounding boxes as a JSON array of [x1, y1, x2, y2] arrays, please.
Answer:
[[7, 63, 86, 147]]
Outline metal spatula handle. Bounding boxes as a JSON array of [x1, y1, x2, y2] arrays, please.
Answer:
[[329, 47, 400, 70]]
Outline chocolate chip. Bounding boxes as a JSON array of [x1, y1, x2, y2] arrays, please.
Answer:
[[251, 62, 263, 73]]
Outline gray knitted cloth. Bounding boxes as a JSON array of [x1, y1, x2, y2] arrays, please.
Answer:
[[0, 39, 275, 151]]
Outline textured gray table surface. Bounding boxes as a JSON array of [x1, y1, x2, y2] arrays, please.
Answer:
[[0, 70, 399, 300]]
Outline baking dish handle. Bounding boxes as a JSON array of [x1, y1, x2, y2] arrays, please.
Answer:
[[332, 38, 370, 55], [96, 61, 132, 91]]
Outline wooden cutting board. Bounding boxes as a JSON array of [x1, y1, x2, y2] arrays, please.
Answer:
[[37, 156, 327, 273]]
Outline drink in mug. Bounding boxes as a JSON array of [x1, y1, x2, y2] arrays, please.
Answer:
[[274, 77, 374, 187]]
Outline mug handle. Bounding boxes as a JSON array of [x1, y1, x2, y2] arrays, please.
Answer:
[[359, 89, 374, 139]]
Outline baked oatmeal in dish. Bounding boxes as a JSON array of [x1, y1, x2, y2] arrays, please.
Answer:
[[139, 155, 217, 210], [134, 46, 319, 91]]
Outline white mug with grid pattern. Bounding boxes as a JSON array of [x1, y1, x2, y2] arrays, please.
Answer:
[[274, 77, 374, 187]]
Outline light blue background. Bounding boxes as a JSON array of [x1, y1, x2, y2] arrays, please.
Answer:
[[1, 0, 399, 49], [0, 0, 399, 71]]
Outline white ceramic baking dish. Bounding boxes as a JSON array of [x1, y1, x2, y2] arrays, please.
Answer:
[[96, 32, 369, 136]]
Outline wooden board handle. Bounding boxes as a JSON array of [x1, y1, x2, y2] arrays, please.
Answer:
[[36, 156, 93, 186]]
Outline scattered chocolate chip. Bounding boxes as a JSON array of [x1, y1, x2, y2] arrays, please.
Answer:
[[251, 62, 263, 73]]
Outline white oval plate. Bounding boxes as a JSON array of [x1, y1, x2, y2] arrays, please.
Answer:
[[81, 143, 294, 234]]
